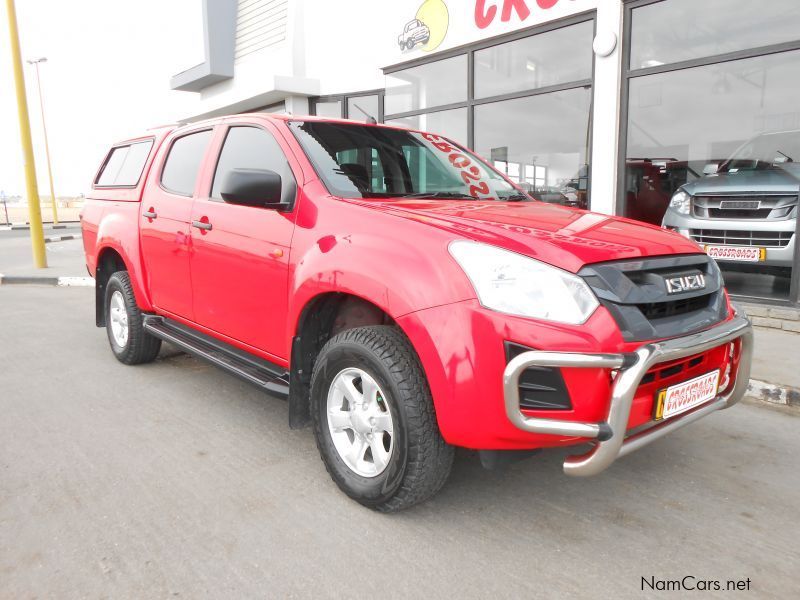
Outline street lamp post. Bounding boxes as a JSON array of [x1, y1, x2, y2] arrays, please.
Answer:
[[27, 56, 58, 225]]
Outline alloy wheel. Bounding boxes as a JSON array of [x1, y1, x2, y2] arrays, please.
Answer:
[[326, 367, 394, 477], [109, 290, 129, 348]]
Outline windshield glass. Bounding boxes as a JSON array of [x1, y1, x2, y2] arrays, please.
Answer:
[[719, 130, 800, 173], [289, 121, 527, 201]]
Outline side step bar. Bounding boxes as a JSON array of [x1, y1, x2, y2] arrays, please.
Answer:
[[143, 315, 290, 397]]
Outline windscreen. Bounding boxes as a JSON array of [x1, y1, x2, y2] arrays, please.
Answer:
[[720, 130, 800, 173], [289, 121, 528, 201]]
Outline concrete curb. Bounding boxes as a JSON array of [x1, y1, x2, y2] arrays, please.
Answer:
[[739, 302, 800, 334], [44, 234, 79, 244], [0, 274, 95, 287], [746, 378, 800, 407], [2, 221, 80, 231], [56, 277, 95, 287]]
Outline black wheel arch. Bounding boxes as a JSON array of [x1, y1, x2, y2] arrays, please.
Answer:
[[289, 293, 395, 429], [95, 247, 128, 327]]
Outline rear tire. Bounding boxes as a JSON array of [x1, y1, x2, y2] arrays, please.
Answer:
[[310, 325, 453, 512], [104, 271, 161, 365]]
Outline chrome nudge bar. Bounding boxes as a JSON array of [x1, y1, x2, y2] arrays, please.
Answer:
[[502, 314, 753, 477]]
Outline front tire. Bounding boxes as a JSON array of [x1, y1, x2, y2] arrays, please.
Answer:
[[310, 326, 453, 512], [104, 271, 161, 365]]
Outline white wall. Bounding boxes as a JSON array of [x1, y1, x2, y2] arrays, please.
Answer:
[[182, 0, 314, 120], [303, 0, 604, 94], [588, 0, 624, 215], [235, 0, 290, 62]]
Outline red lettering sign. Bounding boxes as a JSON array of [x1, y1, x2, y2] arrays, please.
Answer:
[[475, 0, 560, 29], [474, 0, 497, 29], [501, 0, 531, 22]]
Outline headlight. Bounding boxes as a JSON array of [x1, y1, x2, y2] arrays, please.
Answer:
[[449, 241, 599, 324], [669, 190, 691, 214]]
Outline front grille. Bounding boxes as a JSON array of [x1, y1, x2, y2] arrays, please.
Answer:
[[641, 354, 705, 385], [637, 294, 711, 320], [689, 229, 793, 248], [579, 255, 727, 342], [693, 195, 797, 220], [709, 208, 773, 219]]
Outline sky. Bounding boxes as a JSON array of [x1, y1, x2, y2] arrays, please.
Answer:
[[0, 0, 206, 198]]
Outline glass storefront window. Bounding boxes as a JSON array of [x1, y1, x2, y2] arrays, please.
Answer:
[[347, 95, 380, 122], [384, 55, 468, 115], [475, 87, 592, 208], [314, 100, 342, 118], [630, 0, 800, 70], [385, 108, 468, 147], [625, 50, 800, 302], [474, 20, 593, 99]]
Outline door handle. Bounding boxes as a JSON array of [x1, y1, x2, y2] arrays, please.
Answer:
[[143, 209, 157, 219], [192, 219, 213, 231]]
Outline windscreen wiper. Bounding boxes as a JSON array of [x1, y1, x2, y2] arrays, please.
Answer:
[[394, 192, 479, 200], [503, 193, 531, 201]]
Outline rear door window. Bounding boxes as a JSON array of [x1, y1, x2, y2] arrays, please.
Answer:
[[95, 140, 153, 187], [161, 130, 214, 196]]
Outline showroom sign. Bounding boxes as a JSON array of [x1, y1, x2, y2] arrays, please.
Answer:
[[395, 0, 588, 58], [474, 0, 563, 29]]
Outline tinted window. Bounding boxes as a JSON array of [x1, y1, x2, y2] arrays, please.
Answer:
[[96, 140, 153, 187], [161, 130, 213, 196], [211, 126, 296, 204]]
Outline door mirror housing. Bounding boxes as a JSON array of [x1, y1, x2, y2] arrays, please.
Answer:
[[220, 168, 283, 207]]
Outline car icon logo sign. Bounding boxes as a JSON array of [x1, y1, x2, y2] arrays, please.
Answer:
[[665, 273, 706, 294]]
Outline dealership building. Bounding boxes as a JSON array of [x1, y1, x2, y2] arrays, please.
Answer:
[[171, 0, 800, 305]]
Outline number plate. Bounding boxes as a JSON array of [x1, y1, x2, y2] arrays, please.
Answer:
[[705, 245, 766, 262], [719, 200, 760, 210], [654, 370, 720, 421]]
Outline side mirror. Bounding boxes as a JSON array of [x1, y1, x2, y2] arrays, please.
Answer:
[[702, 163, 719, 175], [220, 168, 282, 207]]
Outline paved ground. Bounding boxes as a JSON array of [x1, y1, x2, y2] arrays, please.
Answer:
[[1, 284, 798, 598], [723, 270, 792, 303], [0, 225, 85, 279], [750, 327, 800, 389]]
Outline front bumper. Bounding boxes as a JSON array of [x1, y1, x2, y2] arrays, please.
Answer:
[[503, 313, 753, 477], [662, 208, 796, 267]]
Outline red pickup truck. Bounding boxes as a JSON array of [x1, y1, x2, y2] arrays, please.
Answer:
[[82, 114, 753, 511]]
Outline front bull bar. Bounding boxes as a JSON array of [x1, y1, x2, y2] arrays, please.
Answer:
[[502, 312, 753, 477]]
